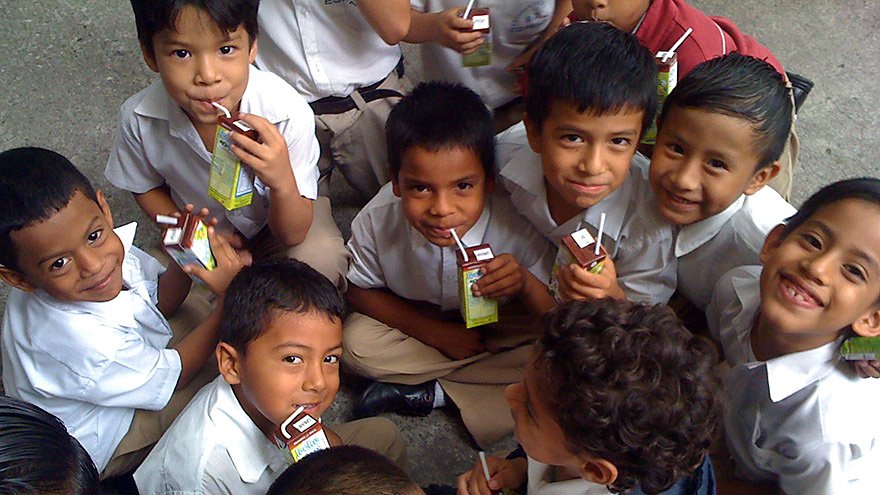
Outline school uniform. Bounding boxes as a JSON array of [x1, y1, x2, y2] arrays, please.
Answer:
[[104, 65, 349, 288], [708, 266, 880, 494], [495, 123, 676, 305], [344, 183, 553, 448]]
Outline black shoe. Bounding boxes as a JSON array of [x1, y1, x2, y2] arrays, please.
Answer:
[[353, 380, 435, 418]]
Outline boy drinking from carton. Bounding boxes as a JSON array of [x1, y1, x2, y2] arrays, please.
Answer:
[[135, 259, 405, 494], [457, 300, 721, 495], [650, 53, 795, 311], [105, 0, 350, 288], [707, 178, 880, 493], [496, 22, 676, 305], [344, 81, 555, 448], [0, 147, 246, 477]]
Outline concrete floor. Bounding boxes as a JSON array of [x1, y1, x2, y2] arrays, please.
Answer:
[[0, 0, 878, 488]]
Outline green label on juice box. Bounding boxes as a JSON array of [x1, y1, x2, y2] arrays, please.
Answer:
[[840, 336, 880, 361], [209, 125, 253, 210]]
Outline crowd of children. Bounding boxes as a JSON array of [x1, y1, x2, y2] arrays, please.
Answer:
[[0, 1, 876, 494]]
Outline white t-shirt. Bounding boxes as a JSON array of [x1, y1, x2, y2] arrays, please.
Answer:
[[135, 376, 289, 495], [346, 183, 553, 311], [105, 65, 320, 239], [527, 456, 611, 495], [1, 223, 181, 472], [496, 124, 677, 305], [708, 266, 880, 495], [411, 0, 559, 109], [676, 187, 795, 309], [254, 0, 402, 101]]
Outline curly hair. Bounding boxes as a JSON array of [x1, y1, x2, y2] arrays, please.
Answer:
[[537, 300, 721, 494]]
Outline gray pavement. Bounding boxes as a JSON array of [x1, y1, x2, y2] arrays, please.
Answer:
[[0, 0, 878, 488]]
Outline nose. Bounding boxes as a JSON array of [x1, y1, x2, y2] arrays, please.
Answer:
[[429, 190, 455, 217], [302, 361, 326, 393], [194, 55, 221, 85], [800, 250, 834, 285], [667, 158, 700, 192], [576, 144, 605, 176], [77, 249, 103, 278]]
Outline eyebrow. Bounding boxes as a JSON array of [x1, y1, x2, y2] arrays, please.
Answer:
[[37, 215, 102, 266], [556, 124, 638, 137]]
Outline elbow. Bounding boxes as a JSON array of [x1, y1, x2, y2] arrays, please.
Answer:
[[378, 18, 411, 45]]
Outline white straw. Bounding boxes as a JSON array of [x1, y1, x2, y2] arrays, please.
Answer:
[[462, 0, 476, 19], [478, 451, 492, 482], [211, 101, 232, 119], [280, 406, 306, 440], [450, 228, 469, 262], [662, 28, 692, 62], [595, 212, 606, 255], [155, 214, 179, 226]]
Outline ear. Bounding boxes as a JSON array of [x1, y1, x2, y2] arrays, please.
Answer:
[[523, 113, 543, 154], [743, 161, 781, 196], [247, 38, 259, 65], [759, 224, 786, 265], [485, 173, 496, 194], [579, 457, 619, 486], [216, 342, 243, 385], [140, 43, 159, 73], [852, 307, 880, 337], [0, 266, 37, 293], [96, 190, 114, 229], [391, 170, 402, 198]]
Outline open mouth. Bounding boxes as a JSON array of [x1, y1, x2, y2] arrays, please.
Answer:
[[84, 266, 117, 293], [779, 274, 823, 308]]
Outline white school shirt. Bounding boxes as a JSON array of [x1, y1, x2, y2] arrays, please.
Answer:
[[411, 0, 558, 109], [0, 223, 180, 472], [253, 0, 402, 101], [135, 376, 289, 495], [707, 266, 880, 495], [346, 183, 553, 311], [495, 124, 676, 305], [527, 456, 611, 495], [105, 65, 320, 239], [676, 187, 795, 310]]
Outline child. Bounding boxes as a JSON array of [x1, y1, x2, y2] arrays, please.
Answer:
[[266, 445, 424, 495], [344, 81, 555, 448], [254, 0, 413, 201], [651, 53, 795, 310], [105, 0, 349, 288], [707, 178, 880, 493], [135, 259, 406, 494], [496, 21, 676, 305], [0, 147, 245, 477], [0, 396, 99, 494], [457, 299, 720, 494]]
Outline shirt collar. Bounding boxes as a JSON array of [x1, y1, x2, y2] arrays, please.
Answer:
[[500, 146, 546, 200], [675, 195, 745, 257], [764, 339, 842, 402], [408, 202, 492, 253]]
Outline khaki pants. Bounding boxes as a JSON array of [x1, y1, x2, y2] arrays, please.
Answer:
[[343, 304, 541, 449], [332, 417, 407, 469], [100, 289, 216, 479]]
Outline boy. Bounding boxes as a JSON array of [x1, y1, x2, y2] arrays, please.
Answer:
[[344, 81, 555, 448], [0, 396, 99, 494], [106, 0, 349, 288], [651, 53, 795, 310], [0, 147, 245, 477], [254, 0, 413, 201], [266, 445, 424, 495], [707, 178, 880, 493], [496, 22, 676, 305], [457, 300, 721, 494], [135, 259, 406, 494]]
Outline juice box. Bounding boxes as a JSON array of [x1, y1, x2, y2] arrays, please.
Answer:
[[208, 115, 258, 210], [462, 7, 492, 67], [641, 51, 678, 145], [160, 214, 216, 271], [456, 244, 499, 328], [840, 336, 880, 361], [273, 408, 331, 464], [549, 228, 607, 301]]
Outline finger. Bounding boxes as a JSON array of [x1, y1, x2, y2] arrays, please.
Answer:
[[568, 264, 612, 289], [456, 472, 471, 495], [237, 249, 254, 267], [448, 16, 474, 30], [183, 204, 195, 214]]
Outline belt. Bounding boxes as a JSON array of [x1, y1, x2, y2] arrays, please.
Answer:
[[309, 59, 405, 115]]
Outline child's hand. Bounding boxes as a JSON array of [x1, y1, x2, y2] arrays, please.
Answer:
[[428, 320, 487, 360], [472, 254, 525, 299], [183, 226, 252, 295], [457, 455, 527, 494], [435, 8, 485, 54], [557, 255, 626, 302], [230, 113, 296, 193], [853, 359, 880, 379]]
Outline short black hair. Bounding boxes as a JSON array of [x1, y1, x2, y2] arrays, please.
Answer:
[[525, 22, 657, 135], [0, 396, 99, 495], [537, 300, 721, 494], [0, 147, 99, 271], [386, 81, 495, 180], [266, 445, 420, 495], [220, 259, 345, 354], [782, 178, 880, 238], [130, 0, 259, 56], [658, 53, 793, 170]]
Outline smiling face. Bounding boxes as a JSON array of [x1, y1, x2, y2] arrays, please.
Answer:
[[572, 0, 651, 32], [141, 5, 256, 135], [650, 106, 778, 226], [1, 190, 124, 303], [220, 309, 343, 438], [392, 145, 491, 248], [525, 101, 643, 225], [758, 199, 880, 351]]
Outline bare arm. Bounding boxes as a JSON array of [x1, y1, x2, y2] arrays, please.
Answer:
[[358, 0, 411, 45], [156, 262, 192, 317], [405, 8, 484, 55], [134, 186, 180, 219], [172, 301, 222, 389]]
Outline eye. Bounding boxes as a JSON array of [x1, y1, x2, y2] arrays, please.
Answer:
[[610, 137, 631, 147], [800, 232, 822, 250], [324, 355, 340, 364], [844, 263, 867, 282], [561, 134, 584, 144], [409, 184, 429, 193], [219, 45, 235, 55], [87, 229, 103, 244], [707, 159, 728, 171], [50, 257, 71, 271], [666, 143, 684, 156], [456, 181, 474, 191], [172, 49, 190, 59], [283, 356, 303, 364]]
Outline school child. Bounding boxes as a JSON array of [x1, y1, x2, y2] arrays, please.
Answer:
[[254, 0, 412, 201], [496, 21, 676, 305], [0, 147, 246, 477], [135, 259, 406, 494], [266, 445, 423, 495], [707, 178, 880, 493], [407, 0, 572, 130], [344, 81, 555, 448], [105, 0, 350, 288], [457, 299, 720, 494], [0, 396, 99, 494], [650, 53, 795, 310]]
